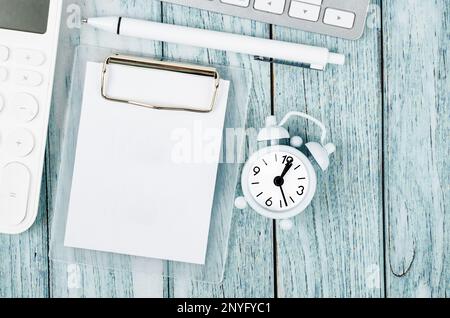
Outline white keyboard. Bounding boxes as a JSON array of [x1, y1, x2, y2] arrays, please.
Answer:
[[0, 0, 62, 234], [161, 0, 370, 40]]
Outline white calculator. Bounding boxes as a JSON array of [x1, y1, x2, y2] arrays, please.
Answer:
[[0, 0, 62, 234]]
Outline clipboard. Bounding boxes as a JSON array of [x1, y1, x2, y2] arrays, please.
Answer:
[[49, 45, 253, 284], [101, 55, 221, 113]]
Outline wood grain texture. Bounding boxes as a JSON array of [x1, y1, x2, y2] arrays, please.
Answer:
[[272, 1, 384, 297], [382, 0, 449, 297], [48, 0, 166, 298], [161, 3, 275, 298]]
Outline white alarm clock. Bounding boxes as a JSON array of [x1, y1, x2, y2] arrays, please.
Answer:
[[235, 112, 336, 230]]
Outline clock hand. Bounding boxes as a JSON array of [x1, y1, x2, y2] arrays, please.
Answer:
[[274, 161, 293, 190], [274, 162, 293, 187], [280, 162, 293, 179], [280, 185, 288, 207]]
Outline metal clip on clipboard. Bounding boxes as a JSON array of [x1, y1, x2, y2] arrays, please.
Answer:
[[101, 55, 221, 113]]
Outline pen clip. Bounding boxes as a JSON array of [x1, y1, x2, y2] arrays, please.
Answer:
[[253, 56, 325, 71]]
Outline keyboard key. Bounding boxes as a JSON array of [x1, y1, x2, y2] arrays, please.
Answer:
[[220, 0, 250, 7], [6, 129, 35, 157], [289, 1, 321, 22], [299, 0, 322, 4], [14, 70, 43, 87], [0, 162, 30, 226], [13, 93, 39, 122], [0, 67, 8, 82], [323, 8, 355, 29], [0, 45, 9, 62], [254, 0, 286, 15], [158, 0, 369, 40], [15, 49, 46, 66]]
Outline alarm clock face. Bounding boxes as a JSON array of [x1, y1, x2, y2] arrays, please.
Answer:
[[242, 146, 317, 219]]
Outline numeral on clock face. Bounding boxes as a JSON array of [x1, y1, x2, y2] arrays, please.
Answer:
[[248, 151, 310, 212], [282, 155, 293, 164]]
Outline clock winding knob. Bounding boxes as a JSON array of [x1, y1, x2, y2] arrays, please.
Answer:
[[290, 136, 303, 148]]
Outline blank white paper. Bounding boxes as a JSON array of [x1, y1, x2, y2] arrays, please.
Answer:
[[64, 62, 230, 265]]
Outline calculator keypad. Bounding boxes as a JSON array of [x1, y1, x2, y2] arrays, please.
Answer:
[[0, 43, 46, 227]]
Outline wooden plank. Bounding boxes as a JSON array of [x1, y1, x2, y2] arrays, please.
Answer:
[[161, 4, 275, 297], [382, 0, 449, 297], [48, 0, 166, 297], [272, 1, 384, 297]]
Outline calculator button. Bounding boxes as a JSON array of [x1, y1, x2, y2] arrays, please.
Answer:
[[323, 8, 355, 29], [0, 162, 30, 226], [0, 94, 4, 112], [15, 70, 43, 87], [0, 45, 9, 62], [13, 93, 39, 122], [15, 49, 46, 66], [0, 67, 8, 82], [6, 129, 35, 157], [220, 0, 250, 7], [289, 1, 321, 22], [254, 0, 286, 14]]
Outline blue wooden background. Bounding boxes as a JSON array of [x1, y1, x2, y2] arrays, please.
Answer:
[[0, 0, 448, 298]]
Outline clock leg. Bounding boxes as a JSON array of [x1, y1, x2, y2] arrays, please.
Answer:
[[234, 197, 248, 210], [280, 219, 294, 231]]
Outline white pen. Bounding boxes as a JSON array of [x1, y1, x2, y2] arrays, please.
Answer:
[[82, 16, 345, 70]]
